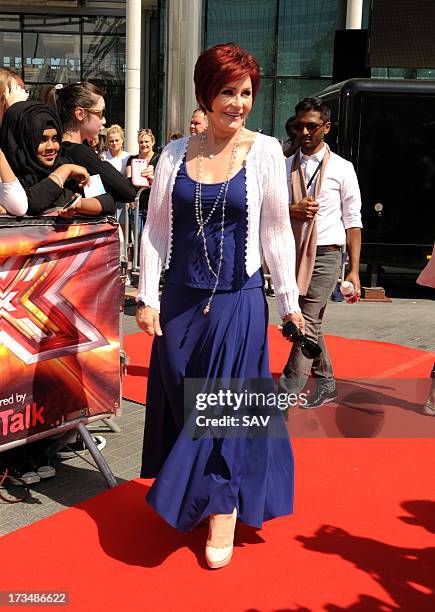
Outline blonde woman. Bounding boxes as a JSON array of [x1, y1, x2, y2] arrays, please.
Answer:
[[125, 128, 159, 234], [101, 124, 131, 224]]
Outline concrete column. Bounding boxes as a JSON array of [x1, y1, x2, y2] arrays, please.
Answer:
[[125, 0, 142, 154], [346, 0, 363, 29], [166, 0, 202, 137]]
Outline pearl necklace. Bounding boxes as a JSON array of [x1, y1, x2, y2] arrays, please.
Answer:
[[194, 130, 241, 315]]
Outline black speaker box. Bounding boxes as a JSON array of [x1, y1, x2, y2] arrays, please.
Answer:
[[332, 29, 370, 84]]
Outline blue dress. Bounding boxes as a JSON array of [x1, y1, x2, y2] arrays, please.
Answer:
[[141, 162, 294, 531]]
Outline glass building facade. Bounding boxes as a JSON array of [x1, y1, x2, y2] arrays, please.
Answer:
[[0, 0, 433, 145], [0, 1, 163, 141], [0, 9, 127, 125], [202, 0, 339, 139]]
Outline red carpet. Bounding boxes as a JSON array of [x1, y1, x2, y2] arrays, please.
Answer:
[[1, 438, 434, 611], [122, 327, 434, 400]]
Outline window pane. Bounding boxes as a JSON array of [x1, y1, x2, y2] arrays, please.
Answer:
[[205, 0, 277, 75], [274, 77, 330, 140], [417, 69, 435, 79], [0, 14, 20, 30], [372, 67, 417, 79], [83, 16, 126, 35], [100, 83, 125, 129], [246, 78, 273, 135], [82, 35, 125, 81], [0, 32, 22, 72], [24, 15, 80, 32], [277, 0, 337, 77], [23, 33, 80, 82]]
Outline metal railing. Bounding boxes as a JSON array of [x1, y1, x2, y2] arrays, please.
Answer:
[[121, 188, 145, 276]]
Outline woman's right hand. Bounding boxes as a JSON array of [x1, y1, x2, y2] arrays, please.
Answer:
[[140, 165, 154, 183], [3, 81, 28, 107], [136, 305, 162, 336]]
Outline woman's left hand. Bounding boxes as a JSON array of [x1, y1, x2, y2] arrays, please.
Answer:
[[282, 311, 305, 335], [0, 204, 7, 215]]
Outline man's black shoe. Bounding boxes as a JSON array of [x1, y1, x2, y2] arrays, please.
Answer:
[[302, 387, 338, 409]]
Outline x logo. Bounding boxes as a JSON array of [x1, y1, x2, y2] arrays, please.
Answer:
[[0, 290, 18, 313]]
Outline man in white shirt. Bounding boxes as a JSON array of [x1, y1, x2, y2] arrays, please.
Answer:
[[279, 97, 362, 408]]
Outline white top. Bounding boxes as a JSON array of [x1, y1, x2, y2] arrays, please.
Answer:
[[137, 133, 301, 317], [0, 179, 28, 216], [101, 150, 131, 175], [286, 143, 362, 246]]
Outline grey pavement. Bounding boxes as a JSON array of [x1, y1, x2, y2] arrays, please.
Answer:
[[124, 294, 435, 352], [1, 293, 433, 536]]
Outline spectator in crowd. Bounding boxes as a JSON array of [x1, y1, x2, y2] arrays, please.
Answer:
[[282, 115, 300, 158], [101, 124, 130, 173], [136, 43, 303, 569], [1, 101, 93, 215], [84, 133, 106, 157], [101, 124, 132, 224], [125, 128, 159, 236], [39, 81, 136, 454], [279, 97, 362, 408], [0, 68, 29, 216], [45, 82, 135, 219], [168, 130, 184, 142], [189, 108, 208, 135]]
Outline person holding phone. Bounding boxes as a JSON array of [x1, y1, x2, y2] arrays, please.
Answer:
[[125, 128, 160, 234], [45, 82, 136, 218], [0, 101, 96, 215]]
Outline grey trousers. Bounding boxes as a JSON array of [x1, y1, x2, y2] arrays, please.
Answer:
[[279, 250, 342, 394]]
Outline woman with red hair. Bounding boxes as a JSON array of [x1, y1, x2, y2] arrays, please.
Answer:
[[136, 43, 304, 568]]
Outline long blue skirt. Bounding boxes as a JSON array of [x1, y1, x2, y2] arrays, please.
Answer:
[[140, 282, 294, 532]]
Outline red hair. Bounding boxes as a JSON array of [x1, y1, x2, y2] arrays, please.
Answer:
[[194, 43, 260, 113]]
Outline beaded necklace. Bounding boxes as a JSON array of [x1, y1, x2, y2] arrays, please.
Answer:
[[194, 129, 242, 315]]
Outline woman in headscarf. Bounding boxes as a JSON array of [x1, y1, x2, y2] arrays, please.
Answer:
[[0, 101, 103, 216]]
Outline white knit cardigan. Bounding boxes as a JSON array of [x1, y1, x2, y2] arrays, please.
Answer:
[[137, 133, 300, 317]]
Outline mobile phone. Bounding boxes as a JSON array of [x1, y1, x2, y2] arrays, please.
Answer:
[[62, 194, 82, 210], [131, 158, 149, 187]]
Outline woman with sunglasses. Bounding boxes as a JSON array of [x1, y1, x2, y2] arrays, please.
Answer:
[[45, 82, 136, 217]]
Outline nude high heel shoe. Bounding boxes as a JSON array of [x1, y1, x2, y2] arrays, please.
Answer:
[[205, 508, 237, 569]]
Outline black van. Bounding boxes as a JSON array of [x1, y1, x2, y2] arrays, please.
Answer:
[[316, 78, 435, 286]]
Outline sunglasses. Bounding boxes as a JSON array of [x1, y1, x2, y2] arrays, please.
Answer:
[[85, 107, 106, 119], [292, 122, 324, 133], [281, 320, 322, 359]]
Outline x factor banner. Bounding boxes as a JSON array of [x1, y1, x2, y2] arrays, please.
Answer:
[[0, 219, 121, 448]]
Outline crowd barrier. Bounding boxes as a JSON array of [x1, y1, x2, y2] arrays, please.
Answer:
[[119, 189, 145, 278], [0, 216, 122, 466]]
